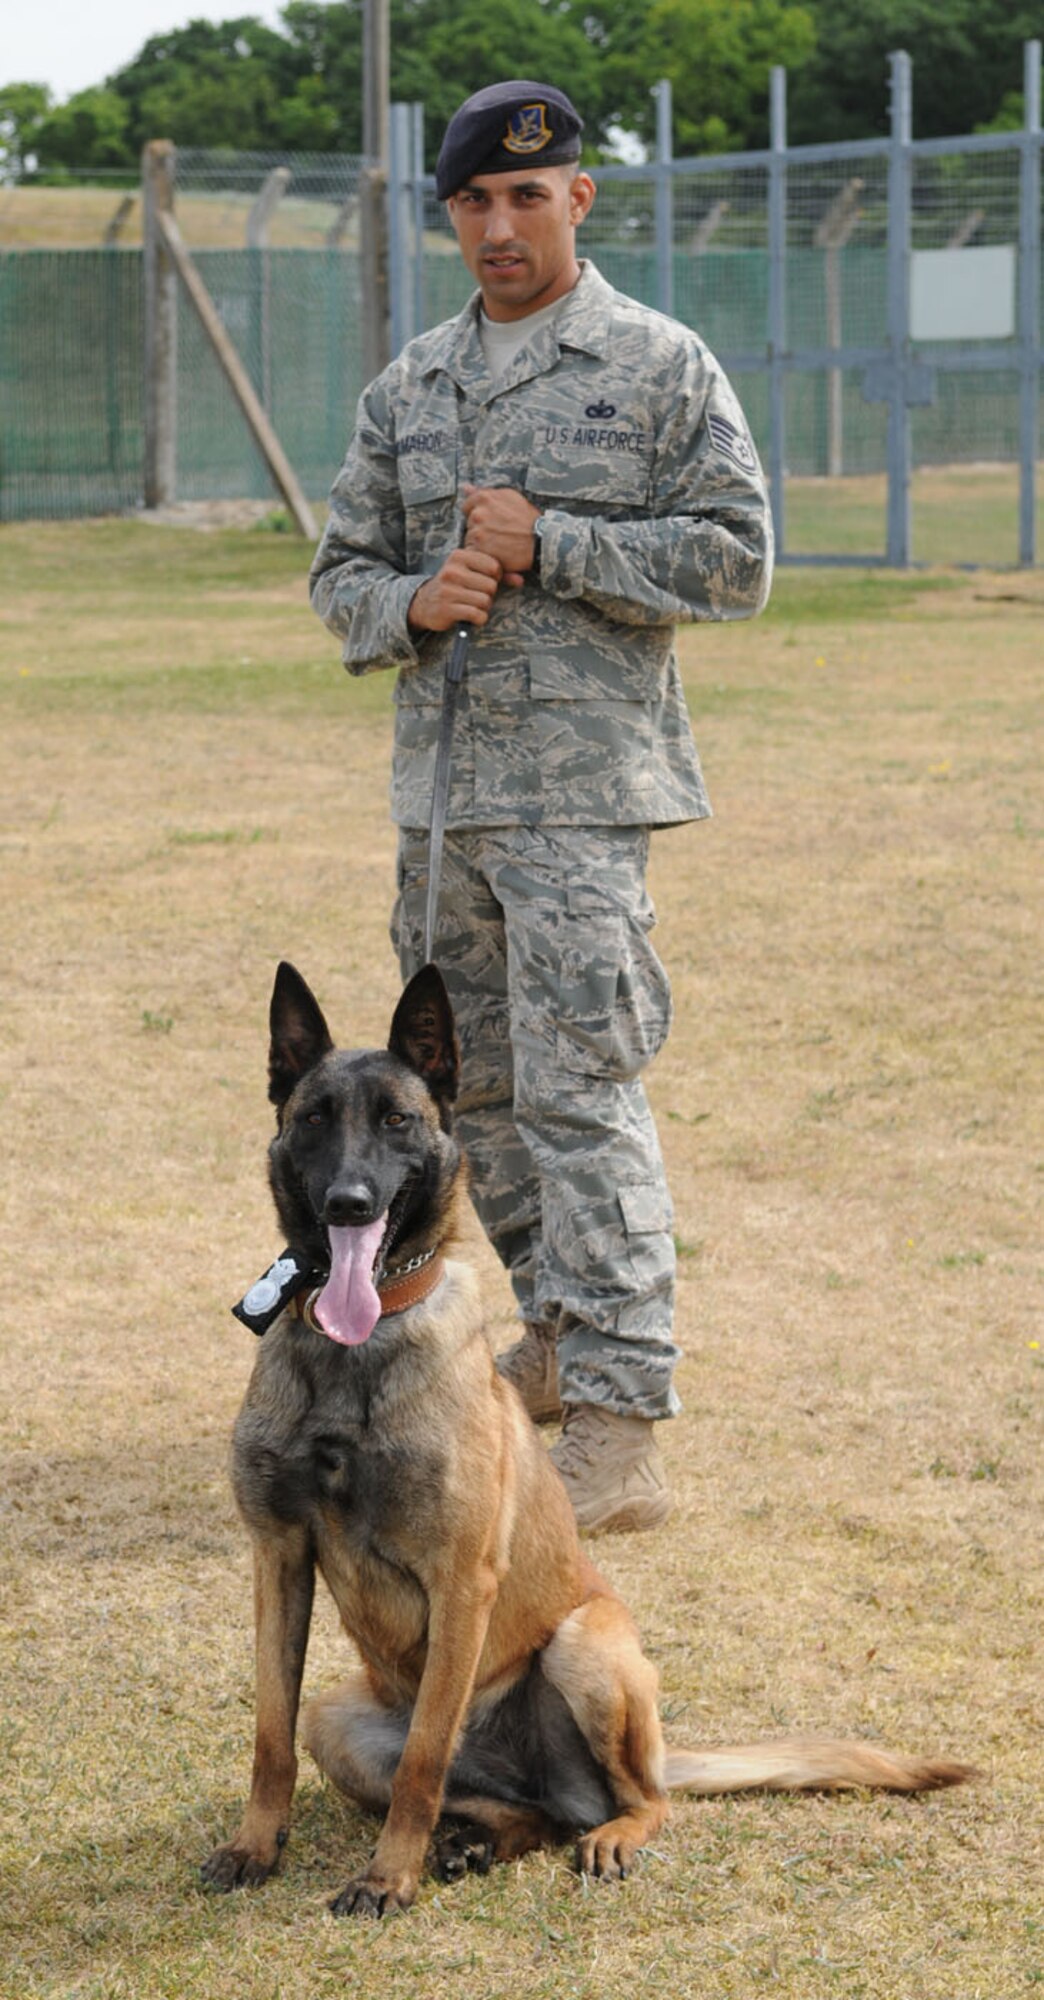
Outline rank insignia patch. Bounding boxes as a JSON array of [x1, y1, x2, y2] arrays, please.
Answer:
[[707, 410, 758, 473], [503, 103, 553, 154]]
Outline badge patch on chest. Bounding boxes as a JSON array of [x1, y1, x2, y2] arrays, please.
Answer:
[[706, 410, 758, 474]]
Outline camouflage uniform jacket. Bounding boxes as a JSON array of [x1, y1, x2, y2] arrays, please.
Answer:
[[310, 260, 773, 829]]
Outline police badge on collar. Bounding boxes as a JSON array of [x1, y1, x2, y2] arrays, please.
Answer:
[[233, 1248, 322, 1336]]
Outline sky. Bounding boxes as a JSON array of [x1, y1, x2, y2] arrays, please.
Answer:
[[2, 0, 289, 100]]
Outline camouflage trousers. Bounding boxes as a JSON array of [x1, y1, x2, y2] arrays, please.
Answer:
[[392, 823, 681, 1421]]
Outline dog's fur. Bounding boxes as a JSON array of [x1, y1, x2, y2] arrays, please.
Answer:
[[202, 963, 974, 1917]]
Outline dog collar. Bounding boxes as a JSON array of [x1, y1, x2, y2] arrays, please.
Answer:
[[291, 1248, 446, 1333], [233, 1245, 445, 1339]]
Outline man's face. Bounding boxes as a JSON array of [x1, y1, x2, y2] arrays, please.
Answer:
[[446, 167, 596, 322]]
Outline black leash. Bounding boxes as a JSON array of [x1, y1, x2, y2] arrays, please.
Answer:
[[424, 620, 470, 964]]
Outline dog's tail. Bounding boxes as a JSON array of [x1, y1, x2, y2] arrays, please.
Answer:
[[664, 1739, 977, 1795]]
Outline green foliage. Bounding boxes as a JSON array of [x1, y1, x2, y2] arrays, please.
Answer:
[[0, 81, 52, 176], [391, 0, 606, 164], [104, 15, 311, 155], [788, 0, 1043, 143], [34, 88, 131, 171], [632, 0, 816, 153], [0, 0, 1037, 171], [975, 90, 1027, 136]]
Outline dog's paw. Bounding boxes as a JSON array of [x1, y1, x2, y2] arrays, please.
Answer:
[[329, 1871, 415, 1919], [433, 1820, 495, 1882], [200, 1836, 283, 1892], [575, 1830, 635, 1882]]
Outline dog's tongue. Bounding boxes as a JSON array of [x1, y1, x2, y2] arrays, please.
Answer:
[[313, 1218, 387, 1346]]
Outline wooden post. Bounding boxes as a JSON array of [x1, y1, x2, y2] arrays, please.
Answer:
[[104, 194, 136, 245], [326, 196, 359, 247], [360, 169, 389, 376], [947, 208, 984, 249], [361, 0, 390, 375], [155, 207, 318, 539], [814, 178, 863, 478], [142, 140, 177, 508], [690, 199, 729, 252], [246, 166, 291, 248]]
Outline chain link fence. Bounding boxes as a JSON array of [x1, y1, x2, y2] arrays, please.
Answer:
[[0, 55, 1040, 562], [167, 150, 364, 505], [0, 149, 365, 520]]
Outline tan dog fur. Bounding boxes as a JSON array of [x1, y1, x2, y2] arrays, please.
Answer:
[[202, 965, 974, 1918]]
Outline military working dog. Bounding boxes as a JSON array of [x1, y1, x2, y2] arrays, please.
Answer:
[[202, 962, 974, 1918]]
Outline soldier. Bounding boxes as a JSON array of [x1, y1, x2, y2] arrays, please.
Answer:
[[310, 79, 773, 1533]]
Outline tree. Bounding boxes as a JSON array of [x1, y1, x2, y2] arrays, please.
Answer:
[[276, 73, 342, 150], [0, 82, 51, 179], [7, 0, 1036, 174], [789, 0, 1041, 142], [391, 0, 606, 164], [35, 89, 132, 172], [279, 0, 363, 151], [631, 0, 816, 153], [108, 16, 313, 154]]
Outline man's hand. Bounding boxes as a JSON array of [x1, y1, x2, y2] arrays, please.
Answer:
[[461, 484, 539, 588], [407, 547, 504, 632]]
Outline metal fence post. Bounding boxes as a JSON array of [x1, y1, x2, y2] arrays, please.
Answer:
[[768, 65, 787, 558], [653, 79, 674, 319], [886, 50, 913, 567], [1018, 39, 1041, 569], [388, 102, 413, 355], [412, 101, 426, 341], [142, 139, 177, 508]]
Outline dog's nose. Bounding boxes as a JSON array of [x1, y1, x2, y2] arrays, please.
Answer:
[[324, 1182, 380, 1227]]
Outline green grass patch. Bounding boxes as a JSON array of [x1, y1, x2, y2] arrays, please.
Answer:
[[764, 567, 963, 624]]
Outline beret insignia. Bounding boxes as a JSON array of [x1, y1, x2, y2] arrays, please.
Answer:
[[503, 104, 553, 155]]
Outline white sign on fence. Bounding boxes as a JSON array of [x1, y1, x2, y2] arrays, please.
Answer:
[[910, 245, 1017, 342]]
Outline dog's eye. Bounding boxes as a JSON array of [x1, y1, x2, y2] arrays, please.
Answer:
[[384, 1111, 408, 1128]]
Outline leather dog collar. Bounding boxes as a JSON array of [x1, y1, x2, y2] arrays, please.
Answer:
[[291, 1249, 446, 1333]]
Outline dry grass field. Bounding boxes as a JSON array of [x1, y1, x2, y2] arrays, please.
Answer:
[[1, 518, 1041, 1999], [0, 184, 358, 250]]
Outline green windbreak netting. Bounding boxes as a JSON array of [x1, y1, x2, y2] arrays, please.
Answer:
[[0, 179, 1038, 521], [173, 247, 365, 501], [0, 245, 367, 520], [0, 249, 144, 521]]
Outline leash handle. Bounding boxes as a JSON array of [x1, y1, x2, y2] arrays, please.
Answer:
[[424, 622, 471, 965], [446, 620, 470, 683]]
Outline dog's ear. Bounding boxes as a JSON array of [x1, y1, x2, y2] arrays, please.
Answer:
[[269, 962, 335, 1108], [388, 964, 459, 1108]]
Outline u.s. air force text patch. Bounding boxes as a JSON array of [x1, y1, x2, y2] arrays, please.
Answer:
[[706, 410, 757, 474]]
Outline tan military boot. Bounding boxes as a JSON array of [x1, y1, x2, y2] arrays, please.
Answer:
[[495, 1320, 562, 1424], [549, 1405, 672, 1533]]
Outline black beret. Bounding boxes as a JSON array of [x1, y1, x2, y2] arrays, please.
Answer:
[[436, 81, 583, 201]]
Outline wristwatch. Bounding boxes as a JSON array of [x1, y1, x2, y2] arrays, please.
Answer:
[[531, 512, 546, 579]]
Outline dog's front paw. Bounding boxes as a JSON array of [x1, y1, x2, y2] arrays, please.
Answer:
[[575, 1829, 635, 1881], [329, 1870, 416, 1919], [200, 1832, 285, 1892], [433, 1819, 494, 1882]]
